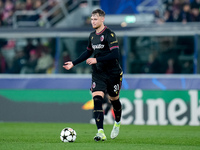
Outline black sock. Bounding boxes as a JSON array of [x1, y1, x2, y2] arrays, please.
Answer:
[[104, 102, 112, 116], [93, 95, 104, 129], [111, 99, 122, 122]]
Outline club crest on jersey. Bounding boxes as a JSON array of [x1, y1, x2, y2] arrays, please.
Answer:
[[100, 35, 104, 42]]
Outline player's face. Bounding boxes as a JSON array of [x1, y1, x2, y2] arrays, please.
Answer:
[[91, 13, 104, 29]]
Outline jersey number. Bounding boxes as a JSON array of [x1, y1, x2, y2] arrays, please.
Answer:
[[114, 84, 120, 93]]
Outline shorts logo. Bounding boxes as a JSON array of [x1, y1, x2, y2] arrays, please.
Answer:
[[92, 82, 96, 89], [100, 35, 104, 42]]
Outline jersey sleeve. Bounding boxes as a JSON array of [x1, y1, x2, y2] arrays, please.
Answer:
[[72, 33, 93, 66], [107, 31, 119, 51], [87, 33, 93, 51]]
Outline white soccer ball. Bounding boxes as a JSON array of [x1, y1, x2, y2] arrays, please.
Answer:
[[60, 127, 77, 142]]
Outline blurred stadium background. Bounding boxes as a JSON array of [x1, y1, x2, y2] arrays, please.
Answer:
[[0, 0, 200, 125]]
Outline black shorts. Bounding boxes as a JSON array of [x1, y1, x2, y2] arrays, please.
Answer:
[[91, 72, 123, 97]]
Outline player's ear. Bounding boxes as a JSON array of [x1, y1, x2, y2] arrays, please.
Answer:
[[101, 16, 105, 22]]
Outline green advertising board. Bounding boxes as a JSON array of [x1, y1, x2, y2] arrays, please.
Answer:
[[0, 89, 199, 125]]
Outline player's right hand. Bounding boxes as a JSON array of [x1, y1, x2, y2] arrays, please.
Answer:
[[63, 61, 74, 70]]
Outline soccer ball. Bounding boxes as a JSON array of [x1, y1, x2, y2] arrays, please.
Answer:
[[60, 127, 77, 142]]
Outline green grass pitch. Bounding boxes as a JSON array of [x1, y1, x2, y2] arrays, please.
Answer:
[[0, 122, 200, 150]]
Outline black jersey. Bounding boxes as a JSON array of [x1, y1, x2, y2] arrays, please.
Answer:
[[87, 26, 122, 74]]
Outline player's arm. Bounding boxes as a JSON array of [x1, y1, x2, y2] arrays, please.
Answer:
[[64, 33, 94, 69], [86, 48, 119, 65], [63, 50, 93, 70], [97, 48, 119, 62], [72, 49, 93, 66]]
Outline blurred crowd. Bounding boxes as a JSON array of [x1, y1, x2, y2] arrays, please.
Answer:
[[0, 0, 60, 26], [128, 36, 194, 74], [0, 0, 199, 74], [155, 0, 200, 23], [0, 0, 199, 27], [0, 38, 57, 74]]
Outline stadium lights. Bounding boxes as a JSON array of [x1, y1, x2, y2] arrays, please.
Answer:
[[125, 15, 136, 23]]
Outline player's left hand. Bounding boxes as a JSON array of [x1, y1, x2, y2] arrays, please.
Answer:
[[86, 58, 97, 65]]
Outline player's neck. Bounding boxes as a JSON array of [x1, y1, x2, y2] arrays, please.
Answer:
[[96, 24, 105, 34]]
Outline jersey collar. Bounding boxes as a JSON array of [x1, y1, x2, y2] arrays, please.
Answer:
[[96, 26, 107, 35]]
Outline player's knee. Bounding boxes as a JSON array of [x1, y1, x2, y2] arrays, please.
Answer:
[[109, 95, 119, 101], [93, 95, 103, 110]]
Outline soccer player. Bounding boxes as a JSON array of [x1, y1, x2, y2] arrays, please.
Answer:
[[63, 8, 123, 141]]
